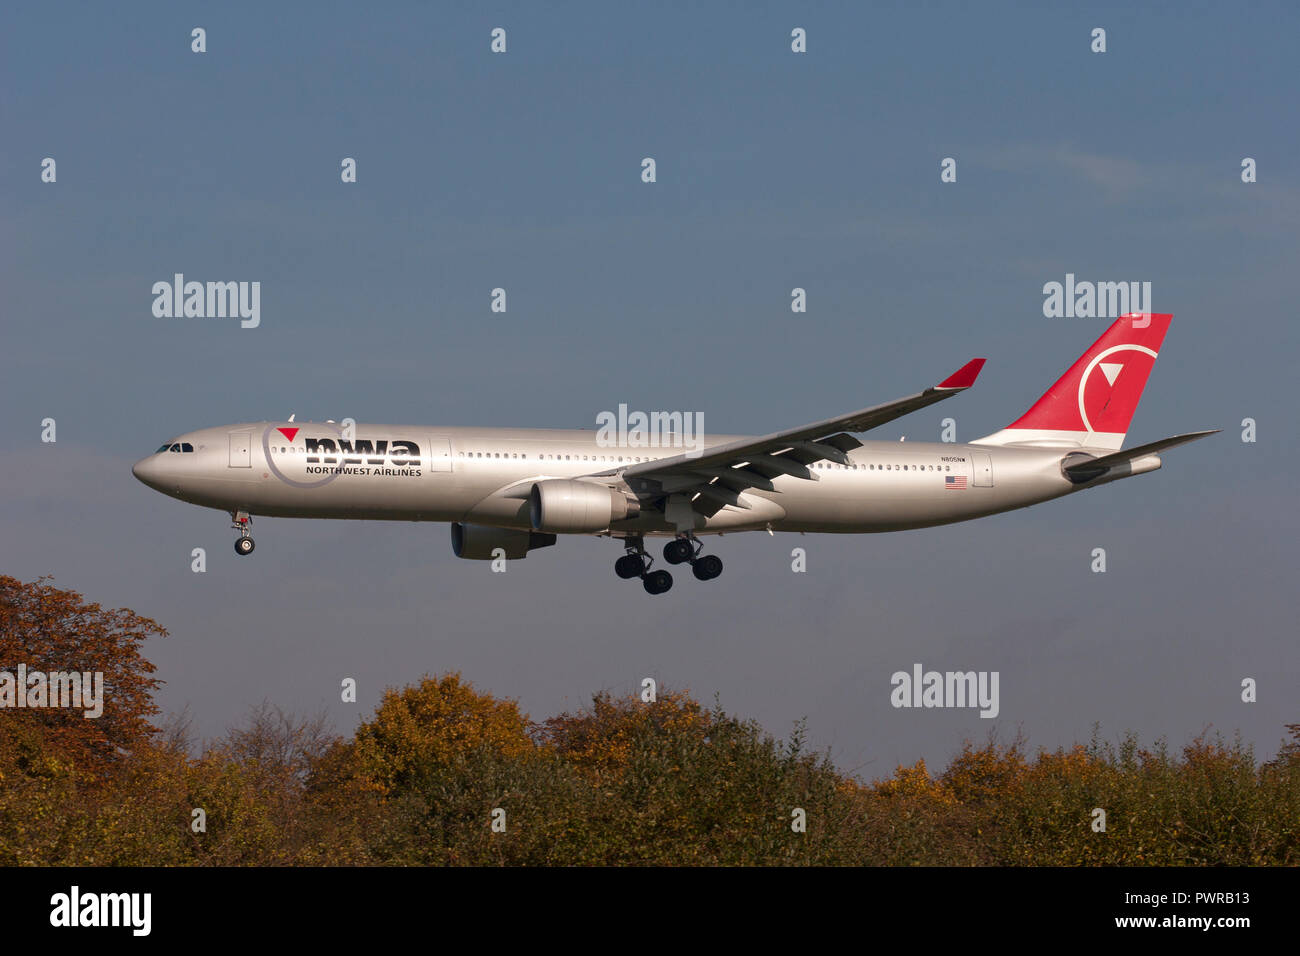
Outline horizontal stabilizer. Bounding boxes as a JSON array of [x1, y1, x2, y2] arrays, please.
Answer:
[[1064, 429, 1219, 479]]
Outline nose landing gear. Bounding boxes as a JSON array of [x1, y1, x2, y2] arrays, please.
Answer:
[[232, 511, 255, 555]]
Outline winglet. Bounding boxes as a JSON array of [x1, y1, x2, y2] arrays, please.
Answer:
[[936, 358, 986, 390]]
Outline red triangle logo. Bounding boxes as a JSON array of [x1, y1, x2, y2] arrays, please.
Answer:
[[276, 427, 300, 442]]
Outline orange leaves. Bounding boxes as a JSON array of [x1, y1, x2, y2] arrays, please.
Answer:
[[938, 739, 1029, 806], [4, 572, 1299, 865], [873, 759, 955, 806], [352, 672, 534, 796], [537, 689, 709, 782], [0, 575, 166, 780]]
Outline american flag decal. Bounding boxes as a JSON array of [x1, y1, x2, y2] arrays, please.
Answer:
[[945, 475, 967, 490]]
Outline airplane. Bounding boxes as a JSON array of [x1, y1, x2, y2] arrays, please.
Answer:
[[132, 313, 1215, 595]]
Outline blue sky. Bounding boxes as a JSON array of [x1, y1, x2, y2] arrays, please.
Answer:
[[3, 2, 1298, 772]]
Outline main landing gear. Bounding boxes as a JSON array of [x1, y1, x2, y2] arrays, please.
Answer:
[[664, 533, 723, 582], [614, 537, 671, 594], [232, 511, 255, 555], [613, 534, 723, 595]]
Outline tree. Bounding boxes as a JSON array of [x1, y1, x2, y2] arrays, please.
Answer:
[[0, 575, 166, 776], [352, 673, 534, 796]]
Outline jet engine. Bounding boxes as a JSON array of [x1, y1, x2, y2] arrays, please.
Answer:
[[450, 522, 557, 560], [529, 479, 639, 533]]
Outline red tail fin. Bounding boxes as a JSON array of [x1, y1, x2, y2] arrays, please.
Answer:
[[974, 313, 1172, 450]]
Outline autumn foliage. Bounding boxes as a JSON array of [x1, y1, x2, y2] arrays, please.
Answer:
[[0, 575, 164, 777], [1, 575, 1297, 865]]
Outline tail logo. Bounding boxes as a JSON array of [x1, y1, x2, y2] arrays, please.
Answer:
[[1078, 344, 1158, 435]]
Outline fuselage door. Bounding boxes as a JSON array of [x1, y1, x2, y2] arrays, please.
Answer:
[[229, 430, 252, 468], [972, 451, 993, 487], [428, 435, 452, 472]]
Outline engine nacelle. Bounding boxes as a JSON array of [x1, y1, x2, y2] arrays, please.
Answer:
[[529, 479, 639, 533], [450, 522, 557, 560]]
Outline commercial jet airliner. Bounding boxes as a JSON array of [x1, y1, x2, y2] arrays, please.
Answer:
[[133, 314, 1215, 594]]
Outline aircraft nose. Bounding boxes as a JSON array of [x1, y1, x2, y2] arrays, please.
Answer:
[[132, 455, 162, 488]]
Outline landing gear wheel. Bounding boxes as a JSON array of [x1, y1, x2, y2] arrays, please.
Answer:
[[664, 538, 694, 565], [643, 569, 673, 595], [691, 554, 722, 581], [615, 554, 643, 579], [235, 536, 255, 556]]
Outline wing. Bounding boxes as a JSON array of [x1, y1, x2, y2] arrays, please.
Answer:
[[591, 358, 986, 518]]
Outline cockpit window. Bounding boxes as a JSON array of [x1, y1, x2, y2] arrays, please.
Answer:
[[170, 444, 182, 452], [182, 443, 194, 452], [156, 444, 170, 453], [158, 441, 195, 453]]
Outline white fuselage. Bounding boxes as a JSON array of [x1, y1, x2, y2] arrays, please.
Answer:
[[131, 421, 1120, 538]]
